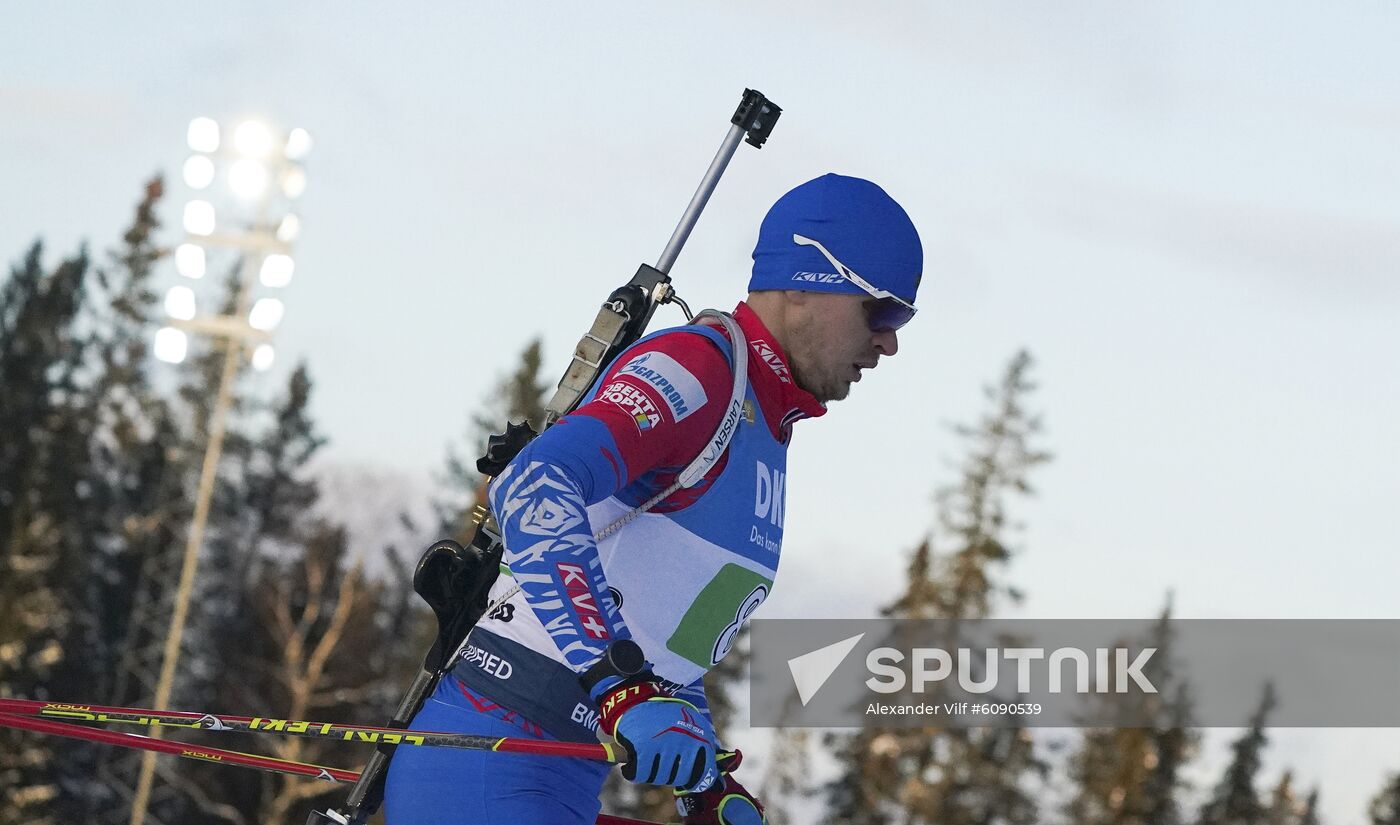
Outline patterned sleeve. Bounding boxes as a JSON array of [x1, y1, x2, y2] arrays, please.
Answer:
[[487, 329, 731, 673], [673, 678, 712, 723]]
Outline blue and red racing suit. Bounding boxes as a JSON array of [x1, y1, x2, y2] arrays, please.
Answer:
[[385, 301, 823, 823]]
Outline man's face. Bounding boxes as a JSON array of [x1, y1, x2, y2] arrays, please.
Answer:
[[785, 292, 901, 403]]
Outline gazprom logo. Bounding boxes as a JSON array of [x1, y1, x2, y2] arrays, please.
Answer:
[[618, 351, 708, 423], [754, 460, 785, 528]]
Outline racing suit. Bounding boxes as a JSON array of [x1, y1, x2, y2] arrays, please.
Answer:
[[385, 301, 823, 823]]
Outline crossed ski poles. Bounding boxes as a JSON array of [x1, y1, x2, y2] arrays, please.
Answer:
[[0, 699, 656, 825], [0, 697, 623, 760]]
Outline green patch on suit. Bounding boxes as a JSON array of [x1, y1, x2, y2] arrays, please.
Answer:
[[666, 563, 772, 667]]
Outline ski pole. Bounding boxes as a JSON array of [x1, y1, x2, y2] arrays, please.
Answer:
[[0, 710, 359, 782], [0, 712, 664, 825], [0, 698, 623, 761]]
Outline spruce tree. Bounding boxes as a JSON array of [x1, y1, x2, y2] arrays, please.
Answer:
[[1064, 598, 1200, 825], [1296, 789, 1319, 825], [1141, 681, 1196, 825], [82, 178, 180, 714], [1197, 682, 1276, 825], [822, 350, 1051, 825], [1065, 720, 1154, 825], [1370, 773, 1400, 825], [66, 179, 190, 824], [0, 241, 94, 825], [1259, 772, 1321, 825], [1263, 771, 1299, 825], [0, 180, 203, 823]]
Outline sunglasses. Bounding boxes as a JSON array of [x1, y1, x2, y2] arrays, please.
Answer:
[[792, 234, 918, 332]]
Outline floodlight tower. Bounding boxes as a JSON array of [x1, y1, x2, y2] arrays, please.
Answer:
[[127, 116, 312, 825]]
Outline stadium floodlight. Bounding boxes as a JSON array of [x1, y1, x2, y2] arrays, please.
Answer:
[[284, 127, 313, 161], [276, 214, 301, 242], [183, 200, 216, 235], [153, 327, 188, 364], [280, 166, 308, 199], [233, 119, 274, 158], [187, 117, 220, 153], [228, 158, 270, 200], [182, 155, 216, 190], [259, 254, 294, 288], [163, 286, 197, 321], [135, 111, 311, 825], [251, 343, 276, 372], [248, 297, 285, 331], [175, 244, 206, 279]]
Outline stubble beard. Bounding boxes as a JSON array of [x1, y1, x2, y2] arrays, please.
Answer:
[[787, 312, 852, 404], [788, 347, 849, 404]]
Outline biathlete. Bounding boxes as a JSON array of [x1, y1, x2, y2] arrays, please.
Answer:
[[385, 173, 923, 824]]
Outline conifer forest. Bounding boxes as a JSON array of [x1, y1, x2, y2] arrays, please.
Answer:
[[2, 182, 1397, 825]]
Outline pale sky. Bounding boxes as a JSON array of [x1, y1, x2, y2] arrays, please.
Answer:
[[3, 3, 1398, 820]]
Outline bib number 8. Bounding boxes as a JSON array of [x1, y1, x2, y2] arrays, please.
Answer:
[[710, 585, 768, 665]]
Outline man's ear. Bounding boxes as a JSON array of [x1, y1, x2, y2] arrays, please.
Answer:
[[783, 289, 810, 306]]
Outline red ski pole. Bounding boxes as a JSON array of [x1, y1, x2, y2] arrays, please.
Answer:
[[0, 712, 662, 825], [0, 697, 622, 761], [0, 711, 360, 782]]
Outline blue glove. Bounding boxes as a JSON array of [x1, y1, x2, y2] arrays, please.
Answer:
[[594, 679, 719, 792], [676, 750, 765, 824]]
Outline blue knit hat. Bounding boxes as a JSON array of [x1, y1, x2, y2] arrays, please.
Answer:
[[749, 173, 922, 304]]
